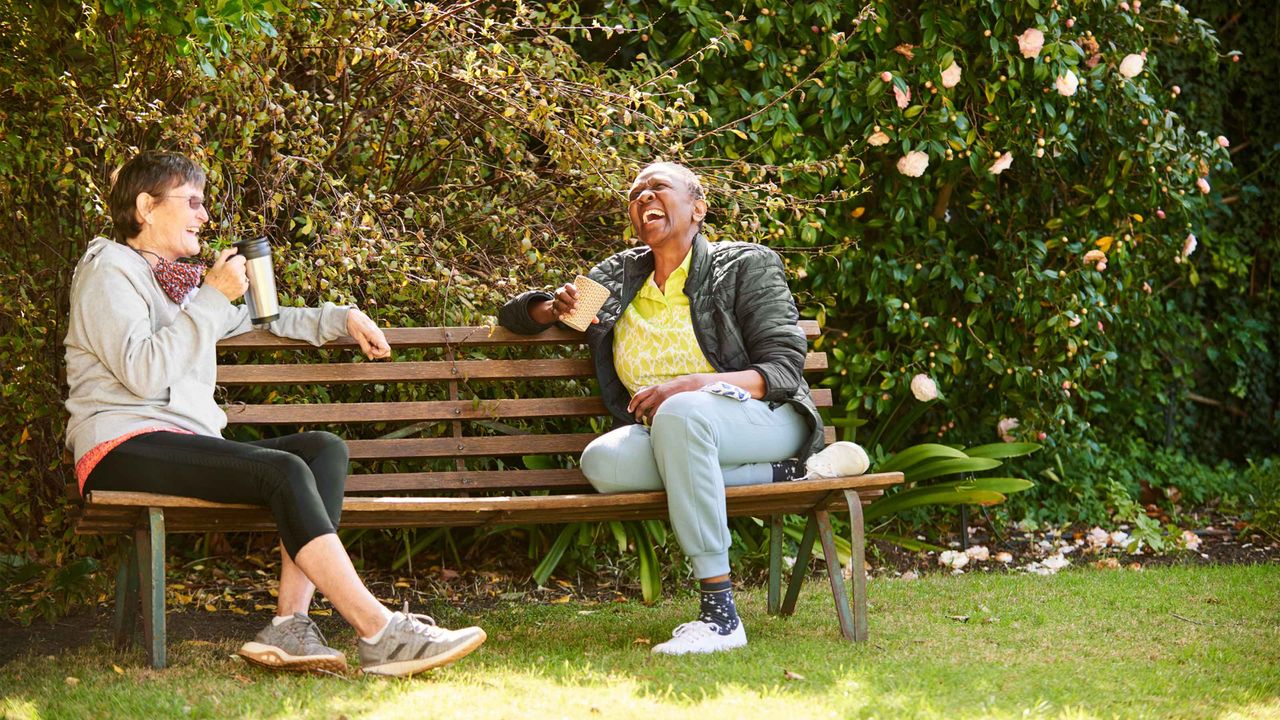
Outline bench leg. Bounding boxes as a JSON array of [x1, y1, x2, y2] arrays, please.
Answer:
[[842, 490, 870, 642], [112, 537, 140, 649], [135, 508, 167, 669], [767, 515, 783, 614], [815, 510, 861, 642], [780, 514, 817, 616]]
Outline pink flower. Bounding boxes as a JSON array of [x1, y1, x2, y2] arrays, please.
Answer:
[[1096, 261, 1107, 271], [1216, 135, 1230, 148], [1037, 431, 1048, 441], [988, 151, 1014, 175], [1119, 53, 1145, 78], [881, 71, 893, 82], [1055, 70, 1080, 97], [897, 151, 929, 177], [1061, 380, 1072, 390], [941, 61, 962, 88], [1065, 17, 1075, 28], [1171, 85, 1181, 96], [893, 84, 911, 109], [1182, 233, 1198, 258], [1156, 209, 1166, 219], [867, 130, 891, 146], [1069, 316, 1082, 327], [1197, 177, 1211, 194], [1097, 321, 1105, 332], [997, 417, 1020, 443], [1083, 249, 1107, 265], [1017, 28, 1045, 58], [1142, 281, 1153, 294]]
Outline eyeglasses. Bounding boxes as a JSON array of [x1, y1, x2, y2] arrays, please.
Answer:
[[160, 195, 206, 211]]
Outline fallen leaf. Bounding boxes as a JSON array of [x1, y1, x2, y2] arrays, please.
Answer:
[[112, 664, 124, 675], [551, 595, 572, 604], [893, 43, 916, 59], [1094, 557, 1120, 570], [311, 609, 332, 616], [64, 676, 79, 686], [204, 603, 217, 612], [577, 610, 597, 615], [946, 614, 970, 623], [633, 637, 651, 645], [783, 669, 806, 681]]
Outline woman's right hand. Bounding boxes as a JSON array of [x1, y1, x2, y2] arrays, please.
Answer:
[[531, 283, 598, 325], [205, 247, 248, 301]]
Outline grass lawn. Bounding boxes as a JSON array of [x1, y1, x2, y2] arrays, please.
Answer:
[[1, 564, 1277, 719]]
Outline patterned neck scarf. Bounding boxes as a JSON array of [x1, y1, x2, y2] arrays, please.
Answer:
[[135, 248, 206, 305]]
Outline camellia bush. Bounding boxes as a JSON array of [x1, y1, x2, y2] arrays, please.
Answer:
[[0, 0, 1272, 618]]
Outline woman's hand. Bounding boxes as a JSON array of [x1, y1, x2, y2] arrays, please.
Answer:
[[205, 247, 248, 301], [530, 283, 600, 326], [627, 373, 711, 424], [347, 308, 391, 360]]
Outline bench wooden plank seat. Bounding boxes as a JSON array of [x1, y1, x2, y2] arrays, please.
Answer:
[[72, 320, 904, 668]]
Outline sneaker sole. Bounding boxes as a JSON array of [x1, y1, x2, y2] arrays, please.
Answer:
[[361, 628, 488, 678], [651, 635, 748, 655], [237, 642, 348, 674]]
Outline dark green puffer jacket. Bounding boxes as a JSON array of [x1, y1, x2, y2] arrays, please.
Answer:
[[498, 232, 824, 461]]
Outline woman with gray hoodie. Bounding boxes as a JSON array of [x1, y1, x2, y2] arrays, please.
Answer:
[[65, 151, 485, 677]]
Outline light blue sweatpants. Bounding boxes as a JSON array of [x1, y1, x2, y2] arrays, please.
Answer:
[[579, 391, 809, 579]]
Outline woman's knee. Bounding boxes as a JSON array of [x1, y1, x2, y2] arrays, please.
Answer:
[[579, 430, 662, 493]]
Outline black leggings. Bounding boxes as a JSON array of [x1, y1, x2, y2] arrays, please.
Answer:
[[84, 431, 348, 558]]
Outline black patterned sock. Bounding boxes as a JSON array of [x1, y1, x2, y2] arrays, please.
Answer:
[[698, 579, 740, 635], [771, 458, 804, 482]]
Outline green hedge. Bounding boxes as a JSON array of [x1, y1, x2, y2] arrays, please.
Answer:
[[0, 0, 1274, 620]]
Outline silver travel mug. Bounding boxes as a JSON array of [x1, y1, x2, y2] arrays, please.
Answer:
[[233, 237, 279, 326]]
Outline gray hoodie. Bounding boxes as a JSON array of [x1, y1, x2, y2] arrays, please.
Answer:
[[63, 237, 350, 462]]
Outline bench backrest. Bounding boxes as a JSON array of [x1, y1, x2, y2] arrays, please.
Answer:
[[216, 323, 833, 495]]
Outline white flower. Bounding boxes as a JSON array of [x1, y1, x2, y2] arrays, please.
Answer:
[[897, 151, 929, 177], [1087, 527, 1110, 549], [965, 545, 990, 562], [1119, 53, 1145, 78], [1017, 28, 1045, 58], [941, 61, 962, 88], [1041, 554, 1070, 571], [938, 550, 969, 569], [910, 373, 939, 401], [988, 151, 1014, 175], [1216, 135, 1230, 148], [1055, 70, 1080, 97], [867, 130, 891, 147], [1109, 530, 1130, 548], [997, 417, 1020, 442], [1181, 531, 1202, 551], [1183, 232, 1198, 258]]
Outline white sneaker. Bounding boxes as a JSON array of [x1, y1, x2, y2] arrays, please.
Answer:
[[651, 620, 747, 655], [804, 441, 870, 479]]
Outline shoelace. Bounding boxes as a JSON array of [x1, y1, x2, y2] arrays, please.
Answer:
[[400, 601, 444, 638], [287, 616, 330, 649], [669, 621, 718, 638]]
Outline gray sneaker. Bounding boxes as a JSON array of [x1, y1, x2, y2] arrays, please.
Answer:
[[237, 613, 347, 673], [359, 609, 487, 677]]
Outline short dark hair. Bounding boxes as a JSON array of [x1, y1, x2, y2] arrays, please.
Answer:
[[108, 152, 206, 242]]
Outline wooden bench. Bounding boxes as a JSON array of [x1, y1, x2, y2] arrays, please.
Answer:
[[72, 322, 903, 668]]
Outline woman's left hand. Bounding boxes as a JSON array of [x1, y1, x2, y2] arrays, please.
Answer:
[[627, 374, 709, 424], [347, 309, 392, 360]]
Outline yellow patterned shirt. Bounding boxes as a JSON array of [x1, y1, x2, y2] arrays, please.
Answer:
[[612, 250, 716, 396]]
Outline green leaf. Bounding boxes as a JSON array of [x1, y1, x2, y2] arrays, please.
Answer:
[[904, 457, 1004, 483], [963, 442, 1043, 459], [877, 443, 968, 474], [868, 532, 947, 553], [865, 487, 1007, 523], [531, 524, 577, 586]]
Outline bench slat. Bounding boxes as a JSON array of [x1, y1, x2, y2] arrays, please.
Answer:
[[75, 473, 900, 534], [217, 322, 821, 351], [223, 388, 835, 424], [217, 353, 828, 385], [342, 426, 835, 459], [347, 469, 591, 493]]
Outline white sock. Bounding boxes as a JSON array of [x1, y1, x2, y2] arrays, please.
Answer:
[[360, 610, 399, 644], [272, 614, 296, 627]]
